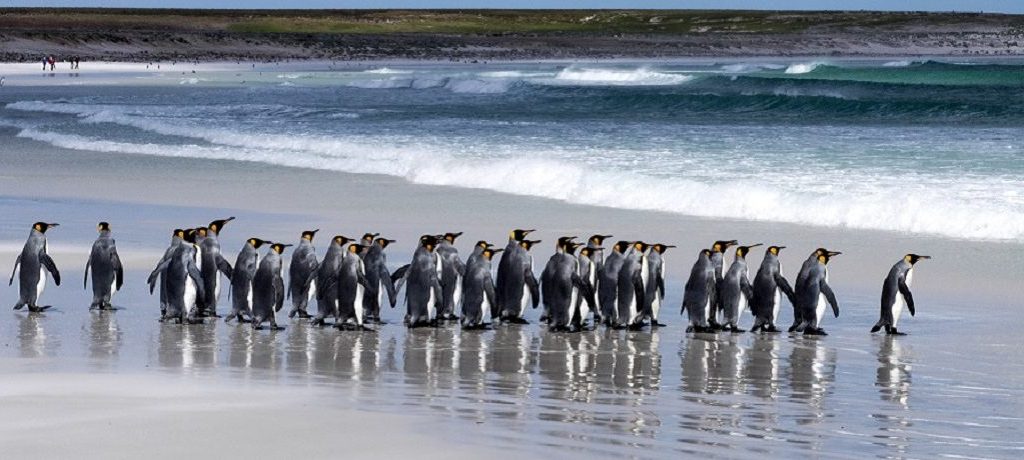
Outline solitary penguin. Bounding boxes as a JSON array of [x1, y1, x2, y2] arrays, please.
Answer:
[[461, 247, 501, 329], [495, 229, 540, 324], [616, 241, 651, 330], [597, 240, 631, 326], [793, 248, 841, 335], [83, 221, 123, 310], [749, 246, 796, 333], [541, 241, 594, 332], [251, 243, 290, 330], [311, 235, 353, 326], [872, 254, 930, 335], [643, 243, 674, 327], [719, 244, 762, 333], [226, 237, 270, 323], [149, 228, 185, 317], [436, 231, 466, 321], [709, 240, 738, 329], [393, 235, 444, 328], [199, 217, 234, 317], [681, 249, 716, 333], [330, 243, 372, 330], [288, 229, 320, 319], [150, 229, 205, 323], [362, 236, 397, 323], [9, 222, 61, 312]]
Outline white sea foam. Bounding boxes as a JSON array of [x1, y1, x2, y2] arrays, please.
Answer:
[[9, 99, 1024, 242], [364, 67, 413, 74], [545, 68, 693, 86], [720, 63, 786, 73], [784, 62, 822, 74], [882, 60, 914, 67]]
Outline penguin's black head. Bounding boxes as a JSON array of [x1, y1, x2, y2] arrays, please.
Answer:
[[420, 235, 440, 252], [651, 244, 675, 254], [817, 249, 841, 264], [482, 248, 502, 260], [633, 241, 650, 253], [565, 241, 584, 255], [444, 232, 463, 244], [348, 243, 366, 254], [361, 232, 379, 243], [580, 247, 602, 258], [589, 234, 612, 246], [556, 236, 577, 250], [32, 222, 58, 233], [905, 254, 931, 265], [475, 240, 492, 250], [700, 248, 712, 259], [712, 240, 738, 253], [613, 240, 632, 253], [333, 235, 354, 246], [183, 229, 198, 244], [376, 238, 395, 249], [247, 237, 270, 249], [736, 243, 763, 258], [510, 229, 534, 241], [767, 245, 786, 256], [519, 239, 540, 251], [270, 243, 292, 254], [196, 227, 209, 238], [173, 228, 185, 239], [208, 217, 234, 235], [97, 222, 111, 232], [301, 229, 319, 241]]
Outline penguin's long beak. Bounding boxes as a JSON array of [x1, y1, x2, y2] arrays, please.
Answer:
[[745, 243, 764, 249], [828, 251, 842, 256], [777, 246, 787, 250], [919, 255, 932, 259], [311, 229, 320, 234], [48, 223, 59, 227]]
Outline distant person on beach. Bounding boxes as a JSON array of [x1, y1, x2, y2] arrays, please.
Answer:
[[48, 55, 55, 71], [42, 57, 47, 71]]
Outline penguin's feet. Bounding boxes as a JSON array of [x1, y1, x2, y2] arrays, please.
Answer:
[[627, 323, 646, 331], [13, 303, 25, 310], [685, 325, 695, 333], [887, 328, 907, 336], [652, 321, 668, 328], [804, 328, 827, 336], [507, 317, 530, 325], [766, 325, 781, 333], [89, 303, 101, 311], [729, 325, 744, 333], [310, 318, 326, 327], [270, 324, 286, 331], [27, 305, 52, 313]]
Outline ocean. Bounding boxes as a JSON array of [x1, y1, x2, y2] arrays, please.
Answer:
[[1, 59, 1023, 241]]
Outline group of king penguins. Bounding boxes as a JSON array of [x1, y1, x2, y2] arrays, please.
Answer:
[[7, 221, 929, 337]]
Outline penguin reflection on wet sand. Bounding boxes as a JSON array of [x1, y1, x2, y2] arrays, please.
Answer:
[[226, 237, 270, 323], [681, 249, 716, 333], [749, 246, 796, 333], [873, 254, 930, 335], [251, 243, 291, 330], [288, 229, 320, 319], [9, 222, 61, 313], [719, 244, 762, 333], [792, 248, 841, 336], [84, 221, 123, 311], [461, 247, 501, 330]]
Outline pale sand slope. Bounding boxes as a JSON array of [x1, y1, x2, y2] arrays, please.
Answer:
[[0, 366, 506, 459], [0, 126, 1020, 307]]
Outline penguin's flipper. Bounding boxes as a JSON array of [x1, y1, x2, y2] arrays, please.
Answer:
[[217, 255, 233, 281], [9, 254, 20, 286], [898, 277, 915, 316], [83, 259, 91, 289], [776, 273, 797, 305], [820, 281, 840, 318], [147, 259, 170, 293], [186, 261, 205, 301], [484, 277, 497, 314], [631, 270, 645, 314], [657, 275, 665, 300], [273, 276, 285, 313], [524, 267, 540, 309], [381, 266, 397, 308], [391, 264, 410, 292], [740, 276, 754, 303], [112, 250, 124, 291], [40, 252, 60, 286], [870, 320, 884, 333], [357, 270, 371, 289]]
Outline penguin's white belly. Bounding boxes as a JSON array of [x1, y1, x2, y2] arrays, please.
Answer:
[[214, 276, 221, 302], [893, 269, 914, 327], [481, 292, 492, 322], [772, 288, 781, 322], [703, 298, 711, 324], [454, 274, 464, 310], [308, 278, 317, 303], [354, 284, 365, 325], [426, 288, 437, 320], [738, 294, 748, 318], [377, 280, 384, 305], [36, 267, 47, 300], [245, 282, 254, 312], [651, 291, 662, 320], [519, 282, 530, 316], [815, 294, 827, 328], [568, 286, 579, 326], [184, 277, 197, 312]]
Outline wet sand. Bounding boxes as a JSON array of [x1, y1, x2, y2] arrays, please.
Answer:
[[1, 108, 1023, 456]]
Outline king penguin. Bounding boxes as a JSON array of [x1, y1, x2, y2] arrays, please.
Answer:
[[681, 249, 716, 333], [749, 245, 796, 333], [872, 254, 930, 335], [151, 229, 205, 324], [393, 235, 444, 328], [793, 248, 841, 335], [84, 221, 123, 311], [251, 242, 290, 330], [288, 229, 320, 319], [616, 241, 651, 330], [226, 237, 270, 323], [332, 243, 372, 330], [9, 222, 61, 313], [461, 247, 501, 329], [597, 240, 631, 326], [709, 239, 738, 329], [643, 243, 674, 327], [311, 235, 353, 327], [576, 246, 603, 325], [541, 240, 594, 332], [198, 217, 234, 317], [362, 236, 397, 324], [540, 236, 577, 322], [495, 229, 540, 324], [719, 244, 761, 333], [436, 231, 466, 321], [149, 228, 185, 317]]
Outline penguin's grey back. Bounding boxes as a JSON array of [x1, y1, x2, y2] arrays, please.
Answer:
[[461, 256, 494, 326], [288, 239, 318, 303], [252, 250, 283, 320], [87, 232, 120, 301], [720, 257, 749, 323], [682, 253, 714, 324], [406, 247, 441, 323], [750, 253, 781, 318], [598, 251, 626, 319]]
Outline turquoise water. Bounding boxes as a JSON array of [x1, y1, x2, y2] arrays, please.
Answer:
[[1, 58, 1023, 241]]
